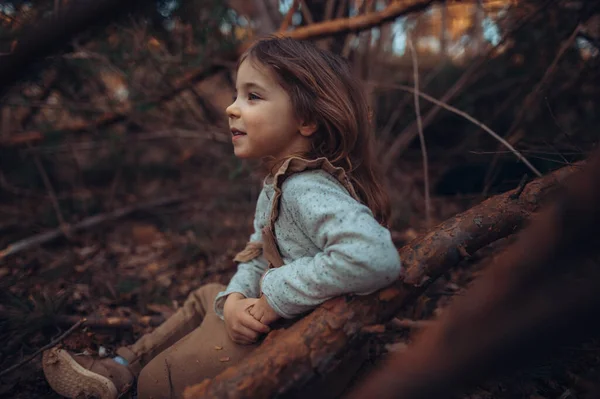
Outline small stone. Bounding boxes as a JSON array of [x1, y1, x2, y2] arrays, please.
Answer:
[[214, 346, 223, 350], [219, 357, 230, 362]]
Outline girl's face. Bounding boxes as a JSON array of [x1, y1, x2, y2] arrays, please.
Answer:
[[226, 59, 315, 163]]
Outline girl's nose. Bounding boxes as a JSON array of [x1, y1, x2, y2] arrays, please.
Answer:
[[226, 101, 240, 119]]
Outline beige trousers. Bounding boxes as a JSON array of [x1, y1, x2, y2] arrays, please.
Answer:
[[116, 283, 258, 399], [116, 283, 366, 399]]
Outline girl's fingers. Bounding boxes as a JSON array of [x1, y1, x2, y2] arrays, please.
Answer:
[[234, 323, 260, 341], [248, 307, 264, 321], [240, 313, 270, 334]]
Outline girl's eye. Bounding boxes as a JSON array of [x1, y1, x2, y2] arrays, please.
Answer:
[[248, 93, 260, 101]]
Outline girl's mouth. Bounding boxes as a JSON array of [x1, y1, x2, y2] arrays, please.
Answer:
[[231, 128, 247, 137]]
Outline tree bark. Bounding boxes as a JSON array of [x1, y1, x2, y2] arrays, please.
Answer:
[[347, 150, 600, 399], [183, 163, 581, 399]]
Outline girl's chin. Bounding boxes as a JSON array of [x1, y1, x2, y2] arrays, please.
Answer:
[[232, 148, 256, 159]]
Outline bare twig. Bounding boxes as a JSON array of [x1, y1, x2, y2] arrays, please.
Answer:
[[502, 23, 582, 146], [283, 0, 437, 41], [378, 60, 446, 146], [380, 83, 542, 177], [28, 143, 69, 234], [380, 0, 558, 171], [408, 39, 431, 227], [509, 174, 529, 200], [0, 194, 187, 260], [0, 318, 85, 378], [298, 0, 314, 24], [482, 23, 583, 194], [324, 0, 336, 21]]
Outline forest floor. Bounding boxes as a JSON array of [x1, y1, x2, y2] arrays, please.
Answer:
[[1, 159, 600, 399]]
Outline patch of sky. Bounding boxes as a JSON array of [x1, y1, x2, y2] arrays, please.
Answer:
[[219, 8, 251, 36], [392, 17, 409, 55], [157, 0, 179, 18], [0, 2, 16, 16], [483, 16, 501, 46], [279, 0, 293, 14], [577, 37, 599, 58]]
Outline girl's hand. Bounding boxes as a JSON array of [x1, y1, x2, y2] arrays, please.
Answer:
[[223, 293, 270, 345], [247, 295, 280, 325]]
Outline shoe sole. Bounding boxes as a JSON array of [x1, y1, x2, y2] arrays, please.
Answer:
[[43, 348, 119, 399]]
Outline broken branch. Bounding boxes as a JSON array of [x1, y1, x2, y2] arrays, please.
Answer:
[[0, 194, 187, 260]]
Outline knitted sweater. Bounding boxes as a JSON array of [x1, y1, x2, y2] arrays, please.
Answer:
[[214, 168, 402, 319]]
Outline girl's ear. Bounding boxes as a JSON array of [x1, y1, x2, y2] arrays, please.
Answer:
[[298, 120, 318, 137]]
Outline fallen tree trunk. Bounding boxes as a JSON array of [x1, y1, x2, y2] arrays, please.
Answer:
[[183, 163, 582, 399], [347, 150, 600, 399]]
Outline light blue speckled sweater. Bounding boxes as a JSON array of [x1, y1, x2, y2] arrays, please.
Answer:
[[214, 166, 402, 319]]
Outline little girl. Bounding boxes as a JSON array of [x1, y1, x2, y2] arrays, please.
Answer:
[[43, 36, 402, 399]]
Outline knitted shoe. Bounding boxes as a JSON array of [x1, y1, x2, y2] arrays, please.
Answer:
[[42, 347, 134, 399]]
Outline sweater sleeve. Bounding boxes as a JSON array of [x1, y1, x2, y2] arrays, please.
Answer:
[[260, 171, 402, 319], [214, 193, 269, 319]]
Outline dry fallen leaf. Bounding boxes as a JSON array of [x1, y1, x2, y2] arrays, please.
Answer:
[[219, 356, 230, 362], [214, 346, 223, 350]]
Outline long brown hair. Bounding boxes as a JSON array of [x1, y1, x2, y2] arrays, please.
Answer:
[[240, 36, 391, 226]]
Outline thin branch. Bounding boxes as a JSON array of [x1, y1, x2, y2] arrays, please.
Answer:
[[380, 0, 558, 171], [0, 318, 85, 378], [324, 0, 336, 21], [482, 22, 582, 193], [378, 60, 447, 146], [298, 0, 314, 25], [0, 194, 187, 260], [380, 83, 542, 177], [504, 23, 583, 145], [28, 143, 69, 233], [282, 0, 437, 41], [408, 39, 431, 227]]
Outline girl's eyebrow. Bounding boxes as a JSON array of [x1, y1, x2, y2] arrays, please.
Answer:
[[239, 82, 267, 92]]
